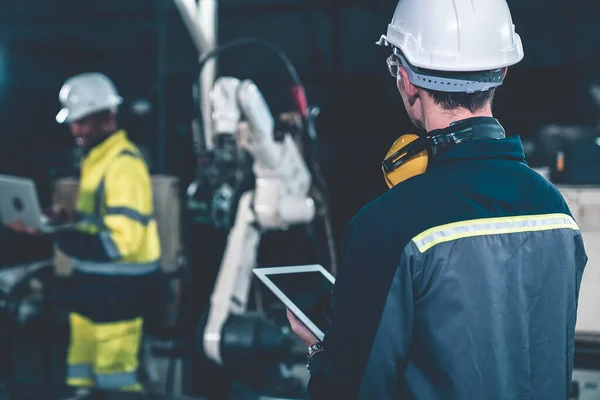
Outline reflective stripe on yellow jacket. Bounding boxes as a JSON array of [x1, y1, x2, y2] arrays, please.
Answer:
[[73, 130, 160, 275]]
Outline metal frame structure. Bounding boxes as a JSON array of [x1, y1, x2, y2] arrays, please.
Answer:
[[173, 0, 218, 150]]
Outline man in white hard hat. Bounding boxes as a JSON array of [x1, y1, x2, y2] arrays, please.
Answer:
[[53, 72, 161, 392], [287, 1, 587, 399]]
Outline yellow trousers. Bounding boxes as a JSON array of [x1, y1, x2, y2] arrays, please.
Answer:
[[66, 313, 143, 391]]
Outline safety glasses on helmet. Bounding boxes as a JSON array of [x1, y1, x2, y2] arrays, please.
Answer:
[[386, 54, 401, 78]]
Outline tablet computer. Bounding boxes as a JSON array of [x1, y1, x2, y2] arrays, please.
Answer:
[[253, 264, 335, 341]]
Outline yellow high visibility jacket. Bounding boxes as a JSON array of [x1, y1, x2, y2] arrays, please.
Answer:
[[66, 130, 161, 276]]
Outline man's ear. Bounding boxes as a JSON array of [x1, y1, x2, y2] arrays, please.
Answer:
[[397, 67, 419, 103], [502, 67, 508, 79]]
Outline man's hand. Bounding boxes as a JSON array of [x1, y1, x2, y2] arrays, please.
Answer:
[[286, 308, 320, 347], [6, 219, 37, 235], [45, 204, 76, 224]]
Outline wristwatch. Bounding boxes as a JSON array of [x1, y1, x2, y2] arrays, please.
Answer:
[[306, 342, 324, 369]]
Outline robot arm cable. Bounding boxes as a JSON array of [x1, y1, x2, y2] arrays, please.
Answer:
[[194, 38, 306, 152], [194, 37, 338, 275], [197, 38, 304, 93]]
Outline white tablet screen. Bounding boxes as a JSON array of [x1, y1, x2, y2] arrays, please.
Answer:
[[268, 271, 334, 335]]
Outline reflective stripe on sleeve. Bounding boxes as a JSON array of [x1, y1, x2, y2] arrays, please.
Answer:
[[105, 207, 154, 225]]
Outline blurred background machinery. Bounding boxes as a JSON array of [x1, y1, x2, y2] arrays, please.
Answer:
[[560, 186, 600, 400], [533, 86, 600, 400]]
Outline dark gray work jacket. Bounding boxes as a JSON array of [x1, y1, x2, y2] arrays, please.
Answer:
[[308, 133, 588, 399]]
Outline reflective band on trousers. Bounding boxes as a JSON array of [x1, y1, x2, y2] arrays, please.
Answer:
[[68, 364, 92, 379], [412, 213, 579, 253], [67, 365, 137, 389], [95, 371, 138, 389], [73, 259, 160, 276]]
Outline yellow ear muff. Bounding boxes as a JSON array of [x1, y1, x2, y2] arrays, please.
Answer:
[[382, 134, 429, 189]]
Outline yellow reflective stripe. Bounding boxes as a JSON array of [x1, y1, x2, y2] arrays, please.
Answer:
[[121, 383, 143, 392], [412, 213, 579, 254], [66, 378, 94, 387]]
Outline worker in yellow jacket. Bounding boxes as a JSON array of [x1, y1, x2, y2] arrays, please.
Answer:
[[52, 72, 161, 391]]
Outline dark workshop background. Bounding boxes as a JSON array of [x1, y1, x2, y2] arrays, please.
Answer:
[[0, 0, 599, 252]]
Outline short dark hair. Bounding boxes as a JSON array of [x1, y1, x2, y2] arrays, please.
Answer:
[[422, 87, 496, 113], [394, 51, 498, 113]]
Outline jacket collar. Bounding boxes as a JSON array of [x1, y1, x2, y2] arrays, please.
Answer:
[[84, 130, 127, 162], [430, 134, 526, 168]]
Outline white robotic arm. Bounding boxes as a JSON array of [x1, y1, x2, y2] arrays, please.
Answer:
[[237, 79, 315, 229], [203, 77, 316, 365]]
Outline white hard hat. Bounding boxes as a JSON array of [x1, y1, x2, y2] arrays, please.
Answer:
[[377, 0, 524, 92], [56, 72, 123, 124]]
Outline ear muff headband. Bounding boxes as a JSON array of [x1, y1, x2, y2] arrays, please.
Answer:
[[382, 117, 505, 188]]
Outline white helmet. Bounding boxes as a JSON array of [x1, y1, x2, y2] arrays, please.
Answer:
[[56, 72, 123, 124], [377, 0, 524, 93]]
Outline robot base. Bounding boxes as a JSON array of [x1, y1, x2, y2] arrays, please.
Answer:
[[198, 312, 308, 400], [221, 313, 308, 400]]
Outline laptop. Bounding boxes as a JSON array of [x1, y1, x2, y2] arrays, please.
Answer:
[[253, 264, 335, 341], [0, 174, 77, 233]]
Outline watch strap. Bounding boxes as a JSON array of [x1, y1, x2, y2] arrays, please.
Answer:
[[306, 342, 325, 370]]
